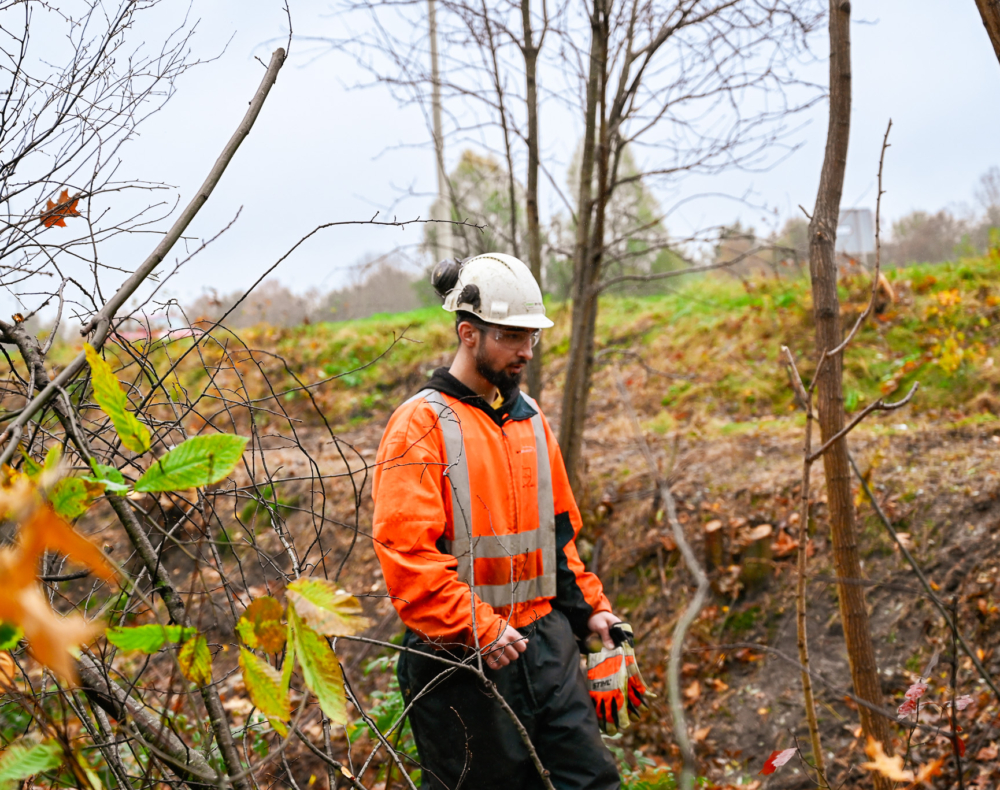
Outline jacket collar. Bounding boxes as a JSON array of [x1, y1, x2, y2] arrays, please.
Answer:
[[421, 367, 537, 427]]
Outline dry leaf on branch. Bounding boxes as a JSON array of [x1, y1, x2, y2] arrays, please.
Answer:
[[39, 189, 81, 228], [0, 472, 116, 680], [759, 748, 796, 775]]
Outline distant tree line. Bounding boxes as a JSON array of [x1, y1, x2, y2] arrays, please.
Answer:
[[715, 165, 1000, 275], [181, 163, 1000, 331]]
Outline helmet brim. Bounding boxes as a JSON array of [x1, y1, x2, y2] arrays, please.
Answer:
[[486, 313, 555, 330]]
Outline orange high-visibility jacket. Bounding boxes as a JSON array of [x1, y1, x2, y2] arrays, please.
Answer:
[[372, 369, 611, 648]]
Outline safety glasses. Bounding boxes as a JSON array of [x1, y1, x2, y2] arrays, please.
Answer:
[[472, 322, 541, 349]]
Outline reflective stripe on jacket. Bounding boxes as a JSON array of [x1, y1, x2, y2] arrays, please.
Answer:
[[372, 369, 611, 648]]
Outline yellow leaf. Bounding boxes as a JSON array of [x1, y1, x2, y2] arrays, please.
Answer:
[[237, 597, 286, 653], [286, 578, 369, 637], [178, 635, 212, 686], [290, 608, 346, 725], [239, 647, 291, 736], [84, 343, 150, 454]]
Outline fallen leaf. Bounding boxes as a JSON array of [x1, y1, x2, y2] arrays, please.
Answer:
[[40, 189, 80, 228], [860, 737, 913, 781], [910, 757, 944, 786], [683, 680, 701, 703], [693, 726, 711, 743], [974, 742, 998, 761], [771, 530, 798, 558]]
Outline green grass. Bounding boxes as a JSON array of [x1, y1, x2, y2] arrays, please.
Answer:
[[37, 252, 1000, 430]]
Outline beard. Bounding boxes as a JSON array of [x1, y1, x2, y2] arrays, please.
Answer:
[[475, 345, 522, 396]]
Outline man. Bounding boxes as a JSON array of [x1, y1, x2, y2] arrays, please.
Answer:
[[372, 253, 622, 789]]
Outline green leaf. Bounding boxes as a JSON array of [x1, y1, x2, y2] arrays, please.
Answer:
[[106, 624, 196, 654], [49, 477, 92, 520], [43, 445, 62, 472], [280, 623, 295, 697], [236, 597, 286, 653], [84, 343, 151, 454], [290, 608, 346, 726], [0, 622, 23, 651], [134, 435, 248, 493], [19, 449, 42, 480], [178, 635, 212, 686], [286, 578, 370, 637], [239, 647, 291, 735], [83, 461, 129, 494], [0, 739, 62, 790]]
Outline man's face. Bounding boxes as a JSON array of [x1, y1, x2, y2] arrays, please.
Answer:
[[471, 323, 536, 394]]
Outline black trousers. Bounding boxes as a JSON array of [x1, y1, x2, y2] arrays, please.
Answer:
[[397, 609, 621, 790]]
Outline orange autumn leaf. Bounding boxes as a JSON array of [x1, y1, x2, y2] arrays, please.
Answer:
[[860, 737, 913, 782], [907, 757, 944, 787], [0, 652, 15, 684], [0, 473, 116, 680], [40, 189, 81, 228]]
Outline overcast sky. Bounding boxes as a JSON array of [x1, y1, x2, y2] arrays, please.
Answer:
[[8, 1, 1000, 318]]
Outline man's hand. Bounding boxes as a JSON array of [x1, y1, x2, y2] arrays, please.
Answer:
[[483, 625, 528, 669], [587, 611, 622, 650]]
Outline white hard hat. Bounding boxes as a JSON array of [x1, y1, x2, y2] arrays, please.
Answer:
[[435, 252, 554, 329]]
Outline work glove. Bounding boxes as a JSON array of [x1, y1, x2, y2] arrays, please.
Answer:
[[614, 623, 651, 721], [586, 626, 630, 735]]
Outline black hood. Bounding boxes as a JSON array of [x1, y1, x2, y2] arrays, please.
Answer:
[[419, 367, 537, 427]]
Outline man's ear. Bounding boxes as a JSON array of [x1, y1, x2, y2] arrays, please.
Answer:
[[457, 321, 480, 348]]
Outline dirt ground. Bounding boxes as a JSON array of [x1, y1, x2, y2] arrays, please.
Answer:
[[306, 361, 1000, 788], [152, 355, 1000, 788]]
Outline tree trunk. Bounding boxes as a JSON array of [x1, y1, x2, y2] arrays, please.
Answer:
[[522, 0, 545, 403], [559, 0, 605, 491], [808, 1, 893, 784], [976, 0, 1000, 65], [428, 0, 452, 260], [481, 0, 519, 260]]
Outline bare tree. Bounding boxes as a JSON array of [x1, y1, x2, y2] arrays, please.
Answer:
[[0, 7, 587, 790], [521, 0, 547, 400], [557, 0, 822, 490], [805, 0, 894, 783], [975, 0, 1000, 66]]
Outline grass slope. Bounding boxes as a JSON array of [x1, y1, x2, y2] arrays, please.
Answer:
[[236, 253, 1000, 429]]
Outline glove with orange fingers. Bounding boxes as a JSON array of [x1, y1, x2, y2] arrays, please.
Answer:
[[586, 631, 630, 735], [613, 623, 652, 721]]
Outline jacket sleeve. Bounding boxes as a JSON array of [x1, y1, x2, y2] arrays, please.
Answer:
[[542, 414, 612, 639], [372, 400, 506, 649]]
